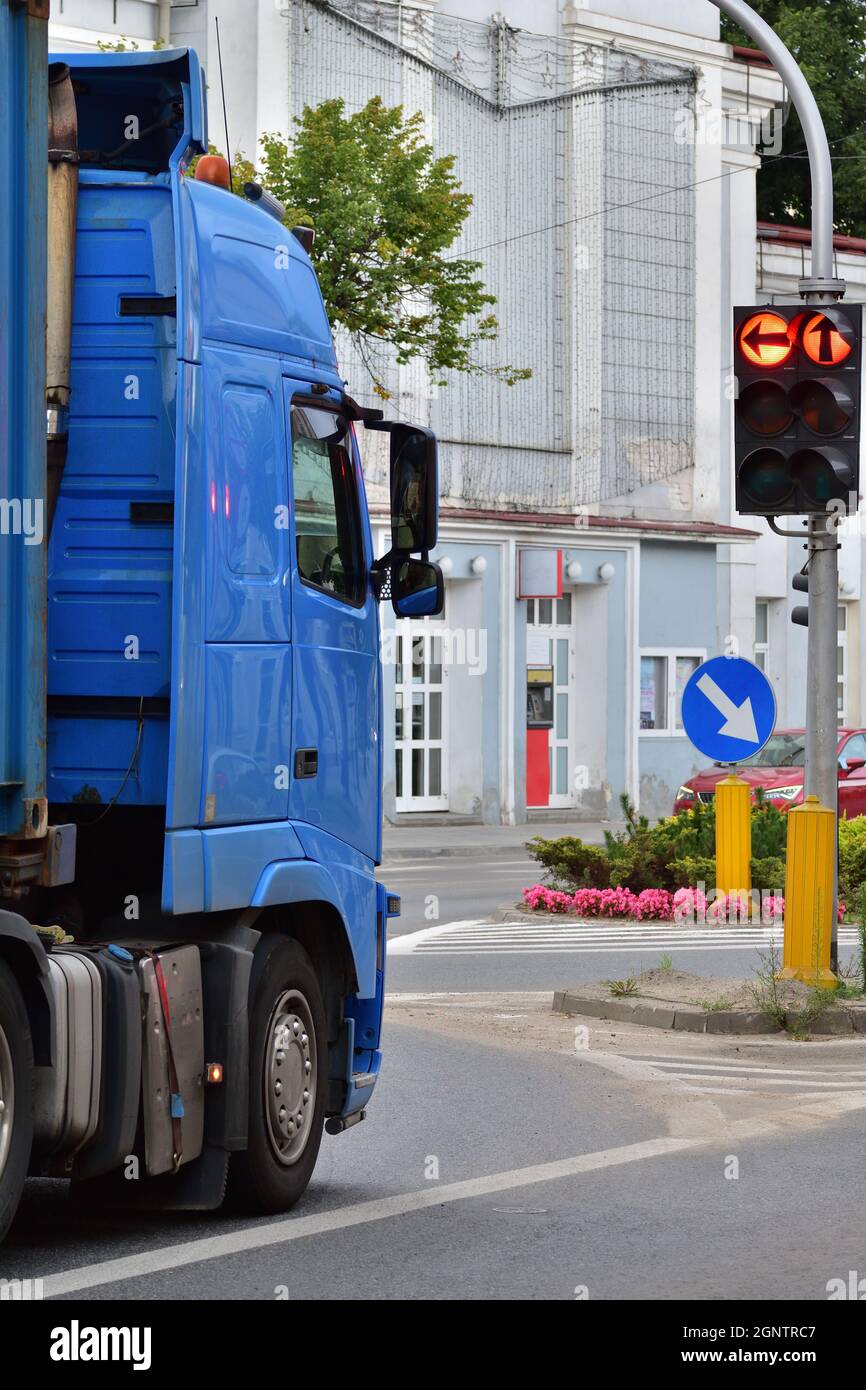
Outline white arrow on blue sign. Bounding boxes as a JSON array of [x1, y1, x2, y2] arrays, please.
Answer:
[[680, 656, 777, 764]]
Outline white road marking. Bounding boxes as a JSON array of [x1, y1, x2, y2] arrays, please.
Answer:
[[39, 1134, 704, 1299], [645, 1059, 866, 1078], [388, 919, 860, 956], [617, 1052, 866, 1096], [44, 1100, 866, 1300]]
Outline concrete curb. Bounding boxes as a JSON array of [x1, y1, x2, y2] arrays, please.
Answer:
[[552, 989, 866, 1036], [382, 843, 535, 863], [494, 907, 722, 928]]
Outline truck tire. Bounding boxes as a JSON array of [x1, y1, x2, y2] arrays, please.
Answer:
[[0, 959, 34, 1246], [228, 935, 327, 1214]]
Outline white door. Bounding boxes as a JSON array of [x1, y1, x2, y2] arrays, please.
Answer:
[[395, 621, 449, 811]]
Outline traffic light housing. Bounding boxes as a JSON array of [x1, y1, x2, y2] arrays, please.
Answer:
[[733, 304, 862, 517], [792, 571, 809, 628]]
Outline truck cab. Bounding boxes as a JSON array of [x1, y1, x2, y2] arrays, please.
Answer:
[[0, 38, 441, 1242]]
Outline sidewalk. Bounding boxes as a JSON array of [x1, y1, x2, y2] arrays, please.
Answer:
[[381, 818, 624, 862]]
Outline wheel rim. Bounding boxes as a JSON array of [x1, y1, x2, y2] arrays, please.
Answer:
[[0, 1024, 14, 1183], [263, 989, 317, 1166]]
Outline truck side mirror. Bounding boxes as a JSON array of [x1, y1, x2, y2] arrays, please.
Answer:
[[391, 559, 444, 618], [390, 426, 438, 554]]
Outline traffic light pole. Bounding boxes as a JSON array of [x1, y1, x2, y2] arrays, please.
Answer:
[[713, 0, 846, 968]]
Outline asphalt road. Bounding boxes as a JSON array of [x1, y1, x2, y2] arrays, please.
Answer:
[[6, 1010, 866, 1301], [380, 847, 859, 992], [379, 852, 539, 939], [4, 844, 861, 1304]]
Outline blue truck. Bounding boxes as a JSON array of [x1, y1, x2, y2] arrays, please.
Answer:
[[0, 14, 442, 1244]]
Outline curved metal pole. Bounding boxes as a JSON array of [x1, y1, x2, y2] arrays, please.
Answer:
[[712, 0, 842, 967], [711, 0, 839, 292]]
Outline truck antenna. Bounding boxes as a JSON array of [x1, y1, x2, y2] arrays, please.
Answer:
[[214, 16, 234, 193]]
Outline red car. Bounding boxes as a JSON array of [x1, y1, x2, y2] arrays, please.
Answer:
[[674, 728, 866, 817]]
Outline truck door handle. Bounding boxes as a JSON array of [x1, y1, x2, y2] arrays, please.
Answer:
[[294, 748, 318, 779]]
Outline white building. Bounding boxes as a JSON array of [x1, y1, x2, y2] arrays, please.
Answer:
[[50, 1, 859, 824]]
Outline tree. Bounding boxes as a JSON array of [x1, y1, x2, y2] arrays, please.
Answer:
[[219, 98, 528, 399], [721, 0, 866, 236]]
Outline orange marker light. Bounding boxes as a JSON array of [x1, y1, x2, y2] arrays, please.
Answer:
[[194, 155, 231, 190], [802, 312, 854, 368], [738, 311, 794, 369], [205, 1063, 224, 1085]]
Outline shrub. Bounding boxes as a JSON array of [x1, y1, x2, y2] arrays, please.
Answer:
[[525, 836, 610, 889], [751, 856, 786, 894], [522, 885, 574, 913], [839, 817, 866, 903], [527, 802, 866, 903], [751, 794, 788, 860], [670, 856, 716, 889]]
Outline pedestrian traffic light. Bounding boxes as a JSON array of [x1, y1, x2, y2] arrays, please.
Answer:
[[734, 304, 862, 517]]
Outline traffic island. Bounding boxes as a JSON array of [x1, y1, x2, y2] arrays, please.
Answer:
[[553, 969, 866, 1036]]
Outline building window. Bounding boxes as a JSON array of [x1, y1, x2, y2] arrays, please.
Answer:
[[755, 600, 770, 674], [838, 604, 849, 726], [639, 649, 704, 734]]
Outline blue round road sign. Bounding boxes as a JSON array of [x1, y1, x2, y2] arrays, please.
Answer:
[[680, 656, 777, 764]]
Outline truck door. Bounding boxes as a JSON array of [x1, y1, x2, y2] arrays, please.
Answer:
[[284, 385, 381, 863]]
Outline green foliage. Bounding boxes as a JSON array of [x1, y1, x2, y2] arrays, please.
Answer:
[[748, 941, 788, 1031], [602, 799, 669, 891], [524, 836, 610, 889], [651, 803, 717, 859], [246, 99, 530, 398], [750, 856, 786, 893], [606, 977, 639, 998], [750, 794, 788, 859], [528, 796, 866, 902], [96, 37, 140, 52], [839, 816, 866, 903], [602, 795, 718, 892], [670, 856, 716, 889], [720, 1, 866, 236]]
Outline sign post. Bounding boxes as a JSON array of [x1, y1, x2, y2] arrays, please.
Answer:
[[681, 657, 777, 918]]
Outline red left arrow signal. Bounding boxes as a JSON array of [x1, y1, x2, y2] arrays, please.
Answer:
[[738, 311, 794, 368], [738, 312, 794, 368]]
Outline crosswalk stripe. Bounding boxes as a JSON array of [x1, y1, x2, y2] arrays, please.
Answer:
[[619, 1052, 866, 1098], [644, 1059, 866, 1078], [682, 1086, 866, 1099], [388, 919, 861, 956]]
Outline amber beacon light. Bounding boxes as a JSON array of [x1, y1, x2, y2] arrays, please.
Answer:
[[733, 303, 862, 517]]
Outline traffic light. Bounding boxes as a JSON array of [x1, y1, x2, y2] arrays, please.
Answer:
[[792, 571, 809, 628], [733, 304, 862, 517]]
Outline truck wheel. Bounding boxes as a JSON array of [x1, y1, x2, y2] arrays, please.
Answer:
[[0, 960, 33, 1246], [229, 935, 327, 1214]]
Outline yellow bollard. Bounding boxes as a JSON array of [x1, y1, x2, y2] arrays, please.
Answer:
[[780, 795, 837, 986], [715, 774, 752, 914]]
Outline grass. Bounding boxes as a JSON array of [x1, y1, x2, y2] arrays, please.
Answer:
[[657, 953, 674, 973], [606, 976, 639, 998], [748, 941, 788, 1032], [699, 998, 735, 1012]]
